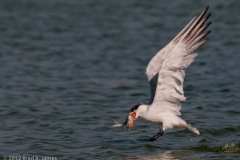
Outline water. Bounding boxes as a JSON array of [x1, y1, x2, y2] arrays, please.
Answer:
[[0, 0, 240, 159]]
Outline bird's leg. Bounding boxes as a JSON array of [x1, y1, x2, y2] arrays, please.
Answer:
[[146, 128, 164, 142]]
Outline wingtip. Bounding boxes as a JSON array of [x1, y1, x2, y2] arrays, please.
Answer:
[[208, 21, 212, 26], [199, 5, 210, 19], [204, 6, 210, 16], [206, 13, 211, 19], [206, 5, 210, 11], [202, 5, 210, 16]]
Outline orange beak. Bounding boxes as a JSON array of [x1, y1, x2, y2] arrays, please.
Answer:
[[129, 112, 137, 129]]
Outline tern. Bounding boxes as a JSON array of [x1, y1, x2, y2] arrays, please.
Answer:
[[113, 6, 211, 141]]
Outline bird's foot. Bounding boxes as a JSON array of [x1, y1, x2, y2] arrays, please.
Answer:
[[145, 129, 164, 142]]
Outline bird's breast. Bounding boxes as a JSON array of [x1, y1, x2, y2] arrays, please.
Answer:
[[140, 109, 164, 124]]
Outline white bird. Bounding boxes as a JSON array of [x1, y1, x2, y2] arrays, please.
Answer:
[[113, 6, 211, 141]]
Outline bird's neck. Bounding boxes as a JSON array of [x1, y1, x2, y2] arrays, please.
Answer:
[[136, 103, 149, 118]]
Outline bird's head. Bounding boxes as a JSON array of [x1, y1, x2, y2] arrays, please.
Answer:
[[124, 103, 143, 131]]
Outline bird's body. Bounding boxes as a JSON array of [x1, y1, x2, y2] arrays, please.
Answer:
[[113, 6, 211, 141]]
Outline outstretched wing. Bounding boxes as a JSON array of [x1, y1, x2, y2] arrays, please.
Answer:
[[146, 6, 211, 115]]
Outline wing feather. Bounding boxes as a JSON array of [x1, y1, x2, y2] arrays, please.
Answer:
[[147, 6, 211, 115]]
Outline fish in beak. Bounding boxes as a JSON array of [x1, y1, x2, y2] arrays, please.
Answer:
[[124, 112, 136, 131], [111, 112, 137, 131]]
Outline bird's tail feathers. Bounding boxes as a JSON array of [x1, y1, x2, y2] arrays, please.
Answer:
[[187, 124, 200, 135]]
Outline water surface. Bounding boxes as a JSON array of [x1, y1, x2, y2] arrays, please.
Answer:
[[0, 0, 240, 159]]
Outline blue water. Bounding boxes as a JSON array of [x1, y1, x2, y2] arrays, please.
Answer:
[[0, 0, 240, 159]]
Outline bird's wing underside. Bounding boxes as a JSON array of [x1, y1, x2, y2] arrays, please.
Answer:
[[146, 6, 211, 115]]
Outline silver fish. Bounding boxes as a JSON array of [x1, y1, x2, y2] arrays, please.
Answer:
[[124, 114, 134, 131], [112, 112, 136, 131], [112, 120, 123, 127]]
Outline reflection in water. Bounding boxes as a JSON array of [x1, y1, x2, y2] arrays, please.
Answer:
[[140, 151, 177, 160], [128, 150, 203, 160]]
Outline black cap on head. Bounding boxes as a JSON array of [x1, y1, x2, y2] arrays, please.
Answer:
[[130, 103, 143, 112]]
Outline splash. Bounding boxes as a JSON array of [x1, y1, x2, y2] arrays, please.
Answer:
[[220, 142, 240, 153]]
